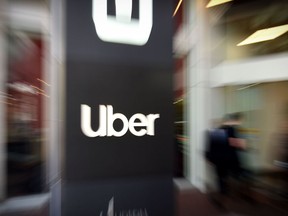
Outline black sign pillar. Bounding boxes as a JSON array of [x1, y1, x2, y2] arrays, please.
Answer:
[[64, 0, 174, 215]]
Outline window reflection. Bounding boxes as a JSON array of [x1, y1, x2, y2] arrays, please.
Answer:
[[6, 31, 45, 197]]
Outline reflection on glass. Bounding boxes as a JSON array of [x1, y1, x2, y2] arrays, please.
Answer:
[[6, 31, 45, 197]]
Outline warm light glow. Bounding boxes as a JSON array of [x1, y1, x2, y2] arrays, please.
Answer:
[[31, 85, 45, 93], [0, 91, 12, 97], [0, 100, 13, 105], [173, 0, 183, 17], [237, 24, 288, 46], [206, 0, 233, 8], [173, 98, 183, 104], [38, 92, 50, 98], [37, 78, 50, 86]]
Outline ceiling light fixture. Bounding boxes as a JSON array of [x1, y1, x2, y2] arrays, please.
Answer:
[[237, 24, 288, 46], [206, 0, 233, 8], [173, 0, 183, 17]]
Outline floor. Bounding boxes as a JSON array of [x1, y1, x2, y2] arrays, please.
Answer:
[[0, 193, 49, 216], [0, 178, 287, 216], [174, 178, 288, 216]]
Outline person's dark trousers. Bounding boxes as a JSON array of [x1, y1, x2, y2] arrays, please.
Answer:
[[215, 165, 229, 195]]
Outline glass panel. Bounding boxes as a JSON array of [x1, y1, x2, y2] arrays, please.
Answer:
[[6, 31, 45, 197]]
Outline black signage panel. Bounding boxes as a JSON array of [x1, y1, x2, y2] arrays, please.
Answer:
[[64, 0, 174, 215]]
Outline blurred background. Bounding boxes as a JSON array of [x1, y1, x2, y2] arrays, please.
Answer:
[[0, 0, 287, 215]]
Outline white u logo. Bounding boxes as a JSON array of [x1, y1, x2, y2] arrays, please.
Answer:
[[92, 0, 153, 46], [81, 105, 160, 137]]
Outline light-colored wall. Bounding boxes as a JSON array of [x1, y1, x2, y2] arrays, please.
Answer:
[[48, 0, 64, 215], [210, 53, 288, 87], [222, 81, 288, 170], [260, 82, 288, 167], [184, 0, 211, 192]]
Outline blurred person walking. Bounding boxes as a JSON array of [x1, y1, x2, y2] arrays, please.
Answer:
[[205, 113, 246, 209]]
